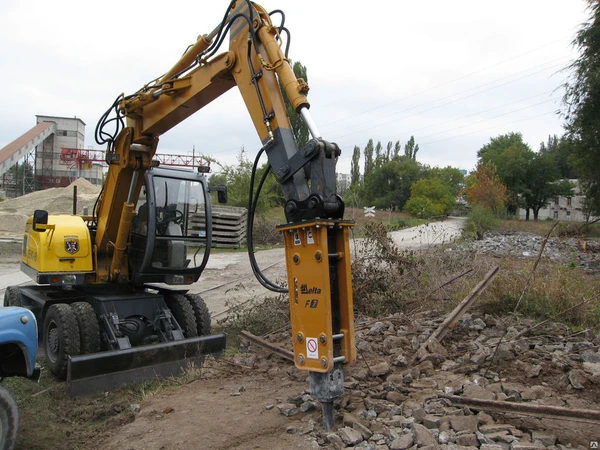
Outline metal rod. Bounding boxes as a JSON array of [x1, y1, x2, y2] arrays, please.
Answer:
[[300, 107, 321, 139], [321, 401, 335, 431], [333, 356, 346, 363], [127, 169, 140, 205], [332, 333, 344, 341], [440, 394, 600, 423], [72, 185, 78, 215], [239, 330, 294, 361]]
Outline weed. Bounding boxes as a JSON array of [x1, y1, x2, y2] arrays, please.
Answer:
[[216, 294, 290, 348]]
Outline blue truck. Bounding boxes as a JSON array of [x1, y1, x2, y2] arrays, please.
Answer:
[[0, 305, 41, 450]]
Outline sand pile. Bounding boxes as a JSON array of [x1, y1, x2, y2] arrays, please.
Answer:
[[0, 178, 102, 238]]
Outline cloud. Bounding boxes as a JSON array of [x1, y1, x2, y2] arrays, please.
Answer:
[[0, 0, 589, 177]]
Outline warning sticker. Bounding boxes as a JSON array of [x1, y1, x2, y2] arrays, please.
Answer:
[[306, 337, 319, 359], [306, 230, 315, 244], [294, 232, 301, 246]]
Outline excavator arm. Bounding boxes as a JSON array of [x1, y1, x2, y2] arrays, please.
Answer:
[[94, 1, 355, 429]]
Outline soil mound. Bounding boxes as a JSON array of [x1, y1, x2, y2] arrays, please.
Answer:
[[0, 178, 101, 237]]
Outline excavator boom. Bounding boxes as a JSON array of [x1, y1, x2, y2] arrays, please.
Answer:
[[17, 1, 355, 430]]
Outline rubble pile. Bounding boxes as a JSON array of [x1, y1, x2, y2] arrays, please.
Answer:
[[240, 312, 600, 449], [452, 230, 600, 273]]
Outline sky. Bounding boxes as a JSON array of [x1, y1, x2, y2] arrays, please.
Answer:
[[0, 0, 591, 176]]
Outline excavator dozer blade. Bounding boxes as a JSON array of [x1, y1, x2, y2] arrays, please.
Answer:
[[66, 332, 226, 395]]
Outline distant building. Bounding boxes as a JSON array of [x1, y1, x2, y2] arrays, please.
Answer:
[[518, 180, 597, 222], [337, 173, 351, 193]]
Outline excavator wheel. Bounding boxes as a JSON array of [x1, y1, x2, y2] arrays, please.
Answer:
[[43, 304, 81, 379], [185, 293, 212, 336], [3, 286, 21, 307], [70, 302, 101, 355], [165, 294, 198, 338]]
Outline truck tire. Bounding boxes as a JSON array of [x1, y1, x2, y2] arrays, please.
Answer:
[[0, 384, 19, 450], [165, 294, 198, 338], [70, 302, 101, 354], [185, 294, 212, 336], [43, 304, 81, 379], [3, 287, 20, 308]]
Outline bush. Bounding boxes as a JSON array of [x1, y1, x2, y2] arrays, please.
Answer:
[[404, 196, 439, 219], [463, 205, 498, 240]]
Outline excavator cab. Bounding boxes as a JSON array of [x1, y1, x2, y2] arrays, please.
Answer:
[[129, 166, 212, 286]]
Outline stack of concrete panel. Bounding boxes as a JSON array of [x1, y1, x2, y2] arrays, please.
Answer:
[[188, 206, 247, 248]]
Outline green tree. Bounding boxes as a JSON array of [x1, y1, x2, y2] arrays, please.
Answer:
[[477, 132, 532, 214], [404, 136, 419, 160], [521, 152, 574, 220], [385, 141, 393, 163], [362, 158, 421, 210], [562, 1, 600, 215], [350, 145, 361, 187], [404, 178, 455, 218], [363, 139, 374, 178], [281, 60, 310, 147], [374, 141, 383, 168], [393, 141, 401, 161], [423, 166, 465, 197], [209, 149, 281, 213], [539, 135, 579, 179]]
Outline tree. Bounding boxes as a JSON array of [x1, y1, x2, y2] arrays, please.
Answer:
[[521, 152, 574, 220], [363, 139, 374, 178], [209, 149, 282, 213], [374, 141, 383, 168], [281, 60, 310, 147], [404, 136, 419, 160], [477, 132, 532, 214], [423, 166, 465, 197], [350, 145, 361, 187], [386, 141, 393, 163], [393, 141, 401, 161], [404, 178, 455, 218], [562, 1, 600, 215], [362, 158, 421, 210], [462, 163, 508, 214], [538, 135, 579, 179]]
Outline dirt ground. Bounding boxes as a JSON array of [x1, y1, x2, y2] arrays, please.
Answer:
[[98, 370, 322, 450], [2, 220, 599, 450]]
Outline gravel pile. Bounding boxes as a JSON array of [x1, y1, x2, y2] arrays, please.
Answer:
[[236, 311, 599, 449]]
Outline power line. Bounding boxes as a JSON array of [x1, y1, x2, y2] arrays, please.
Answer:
[[324, 57, 568, 142], [420, 110, 557, 147], [318, 35, 574, 124]]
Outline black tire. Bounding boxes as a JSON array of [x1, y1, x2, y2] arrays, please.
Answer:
[[3, 287, 20, 307], [70, 302, 101, 355], [165, 294, 198, 338], [185, 293, 212, 336], [0, 385, 19, 450], [43, 303, 81, 379]]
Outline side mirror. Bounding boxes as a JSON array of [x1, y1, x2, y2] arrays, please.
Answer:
[[218, 187, 227, 204], [32, 210, 49, 232], [209, 185, 228, 204]]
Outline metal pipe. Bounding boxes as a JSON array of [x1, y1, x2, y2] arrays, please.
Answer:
[[127, 170, 140, 205], [300, 107, 321, 139], [72, 185, 78, 215]]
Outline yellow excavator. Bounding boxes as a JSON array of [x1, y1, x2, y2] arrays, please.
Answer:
[[8, 0, 355, 429]]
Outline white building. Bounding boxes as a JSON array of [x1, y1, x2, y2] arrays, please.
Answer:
[[518, 180, 597, 222]]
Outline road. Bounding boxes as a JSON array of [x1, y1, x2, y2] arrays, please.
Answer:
[[0, 217, 465, 317]]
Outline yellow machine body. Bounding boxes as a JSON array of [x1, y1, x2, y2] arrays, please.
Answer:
[[279, 220, 356, 373], [22, 214, 93, 275]]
